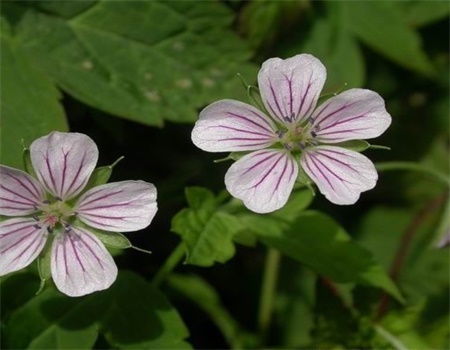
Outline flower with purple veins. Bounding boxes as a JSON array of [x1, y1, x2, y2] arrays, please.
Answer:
[[192, 54, 392, 213], [0, 132, 157, 297]]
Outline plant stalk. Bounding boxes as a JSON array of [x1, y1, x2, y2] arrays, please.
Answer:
[[152, 242, 186, 288]]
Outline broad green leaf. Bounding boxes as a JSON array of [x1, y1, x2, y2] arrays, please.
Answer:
[[7, 1, 257, 126], [5, 288, 100, 350], [0, 32, 68, 169], [185, 187, 218, 210], [102, 271, 191, 349], [271, 189, 314, 222], [4, 271, 190, 349], [299, 2, 365, 90], [401, 1, 450, 28], [343, 1, 434, 76], [241, 211, 403, 301], [167, 274, 256, 349]]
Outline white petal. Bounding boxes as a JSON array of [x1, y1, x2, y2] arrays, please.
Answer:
[[191, 99, 277, 152], [75, 181, 157, 232], [0, 166, 46, 216], [225, 150, 298, 214], [311, 89, 392, 143], [0, 218, 48, 275], [258, 54, 326, 124], [51, 226, 118, 297], [301, 146, 378, 205], [30, 132, 98, 200]]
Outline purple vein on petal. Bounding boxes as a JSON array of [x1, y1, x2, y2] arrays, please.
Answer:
[[252, 153, 284, 189], [226, 112, 274, 134], [78, 231, 104, 268], [268, 79, 285, 119], [78, 190, 123, 208], [0, 185, 40, 206], [314, 102, 357, 128], [64, 152, 88, 197], [246, 109, 276, 130], [318, 127, 371, 136], [272, 155, 293, 196], [296, 74, 313, 121], [317, 113, 368, 132], [60, 150, 69, 197], [242, 152, 279, 177], [68, 232, 86, 272], [211, 125, 271, 138], [4, 173, 42, 201], [314, 150, 359, 173], [309, 153, 355, 186], [44, 151, 58, 194], [304, 155, 335, 190]]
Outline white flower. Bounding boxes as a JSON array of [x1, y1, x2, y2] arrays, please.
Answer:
[[0, 132, 157, 297], [192, 54, 392, 213]]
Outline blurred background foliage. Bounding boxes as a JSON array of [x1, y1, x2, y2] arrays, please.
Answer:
[[1, 0, 449, 349]]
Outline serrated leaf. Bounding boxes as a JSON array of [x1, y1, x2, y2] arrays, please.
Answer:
[[0, 31, 68, 170], [172, 209, 242, 267], [343, 1, 434, 76], [7, 1, 257, 126]]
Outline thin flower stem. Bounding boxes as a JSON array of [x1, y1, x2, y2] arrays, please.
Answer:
[[152, 242, 186, 288], [376, 161, 450, 187], [257, 247, 281, 344]]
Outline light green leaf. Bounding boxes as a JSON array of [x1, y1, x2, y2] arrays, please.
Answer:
[[0, 31, 68, 169], [172, 209, 242, 267], [343, 1, 434, 76], [241, 211, 403, 301], [7, 1, 256, 126]]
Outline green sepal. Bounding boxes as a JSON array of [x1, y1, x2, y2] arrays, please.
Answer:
[[93, 230, 132, 250], [369, 144, 391, 150], [332, 140, 371, 152], [22, 147, 37, 178], [84, 156, 124, 192], [36, 241, 52, 295], [296, 167, 316, 197]]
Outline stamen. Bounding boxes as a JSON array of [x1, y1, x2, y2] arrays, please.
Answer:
[[43, 200, 51, 204], [298, 142, 306, 150], [276, 130, 286, 138], [33, 224, 42, 229], [63, 222, 72, 232], [47, 227, 54, 234], [32, 214, 39, 221], [283, 143, 293, 151], [307, 116, 315, 124], [55, 196, 62, 201], [311, 130, 317, 138]]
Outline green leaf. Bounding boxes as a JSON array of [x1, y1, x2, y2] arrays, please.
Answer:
[[185, 187, 217, 210], [102, 271, 191, 349], [167, 274, 256, 349], [0, 31, 68, 169], [343, 1, 435, 76], [5, 288, 100, 350], [7, 1, 257, 126], [299, 2, 365, 90], [172, 209, 242, 267], [241, 211, 403, 301], [4, 271, 191, 349], [401, 1, 450, 28]]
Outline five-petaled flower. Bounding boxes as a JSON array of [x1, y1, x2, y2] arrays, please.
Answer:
[[192, 54, 392, 213], [0, 132, 157, 297]]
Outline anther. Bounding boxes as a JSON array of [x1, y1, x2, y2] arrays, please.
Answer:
[[63, 222, 72, 232], [55, 196, 62, 201], [32, 214, 39, 221], [47, 227, 53, 234], [276, 130, 286, 138], [311, 130, 317, 138], [33, 224, 42, 229], [298, 142, 306, 150], [283, 143, 293, 151], [308, 117, 315, 124], [43, 200, 51, 204]]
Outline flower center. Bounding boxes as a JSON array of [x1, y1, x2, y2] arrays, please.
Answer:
[[276, 117, 320, 152], [34, 198, 76, 233]]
